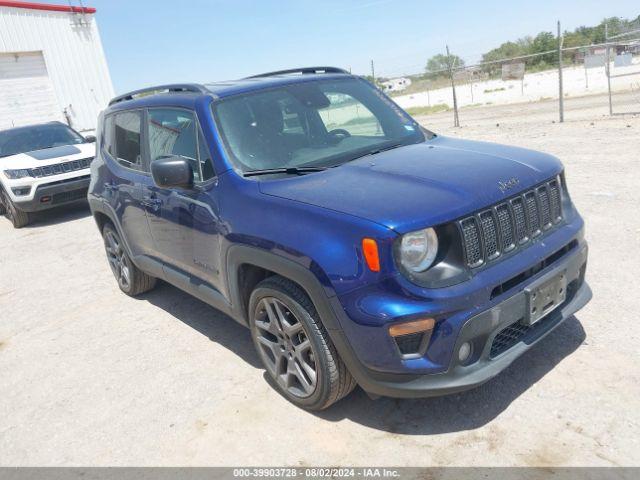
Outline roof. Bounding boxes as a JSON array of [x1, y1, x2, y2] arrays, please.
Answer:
[[204, 72, 352, 98], [0, 121, 67, 134], [0, 1, 96, 14], [107, 67, 354, 108]]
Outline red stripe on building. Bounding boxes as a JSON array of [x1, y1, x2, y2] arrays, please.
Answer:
[[0, 1, 96, 14]]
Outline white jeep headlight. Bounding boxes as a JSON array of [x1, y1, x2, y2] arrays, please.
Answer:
[[399, 227, 439, 273], [4, 169, 31, 179]]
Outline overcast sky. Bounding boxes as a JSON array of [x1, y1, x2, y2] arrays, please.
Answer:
[[76, 0, 639, 93]]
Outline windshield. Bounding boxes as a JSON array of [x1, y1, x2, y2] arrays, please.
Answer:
[[0, 123, 85, 158], [212, 77, 425, 174]]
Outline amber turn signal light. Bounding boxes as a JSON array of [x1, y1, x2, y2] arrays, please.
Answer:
[[388, 318, 435, 337], [362, 238, 380, 272]]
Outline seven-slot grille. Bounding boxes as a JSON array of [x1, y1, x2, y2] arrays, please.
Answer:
[[459, 177, 563, 268], [28, 157, 93, 178]]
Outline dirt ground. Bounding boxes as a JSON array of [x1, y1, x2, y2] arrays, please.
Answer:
[[1, 92, 639, 466]]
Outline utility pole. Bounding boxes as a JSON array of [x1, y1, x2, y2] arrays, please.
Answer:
[[605, 23, 613, 116], [446, 45, 460, 127], [370, 59, 375, 83], [557, 20, 564, 123]]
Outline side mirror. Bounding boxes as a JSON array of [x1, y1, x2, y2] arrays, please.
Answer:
[[85, 134, 96, 143], [150, 156, 193, 189]]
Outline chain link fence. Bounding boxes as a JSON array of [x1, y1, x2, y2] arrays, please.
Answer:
[[379, 20, 640, 125]]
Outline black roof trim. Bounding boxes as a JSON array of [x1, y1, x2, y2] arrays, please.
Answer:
[[108, 84, 210, 106], [245, 66, 350, 79]]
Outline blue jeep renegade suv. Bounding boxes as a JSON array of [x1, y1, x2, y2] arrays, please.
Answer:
[[88, 67, 591, 410]]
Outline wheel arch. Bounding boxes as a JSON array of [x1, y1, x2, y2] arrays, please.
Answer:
[[89, 199, 136, 261], [225, 244, 340, 331]]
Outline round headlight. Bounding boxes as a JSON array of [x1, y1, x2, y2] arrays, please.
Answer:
[[399, 227, 439, 273]]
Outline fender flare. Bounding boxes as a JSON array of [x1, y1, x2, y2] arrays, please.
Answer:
[[225, 244, 341, 331], [89, 198, 137, 262]]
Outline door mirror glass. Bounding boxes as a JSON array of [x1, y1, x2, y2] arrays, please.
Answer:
[[150, 156, 193, 189], [84, 134, 96, 143]]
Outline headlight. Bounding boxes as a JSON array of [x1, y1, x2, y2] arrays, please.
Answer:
[[399, 227, 439, 273], [4, 169, 31, 179]]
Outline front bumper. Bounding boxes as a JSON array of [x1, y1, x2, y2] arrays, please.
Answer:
[[12, 176, 90, 212], [327, 235, 590, 398]]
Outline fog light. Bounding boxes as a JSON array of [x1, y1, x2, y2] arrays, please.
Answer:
[[40, 195, 52, 203], [458, 342, 472, 363]]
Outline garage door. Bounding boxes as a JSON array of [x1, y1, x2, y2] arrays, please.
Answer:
[[0, 51, 63, 130]]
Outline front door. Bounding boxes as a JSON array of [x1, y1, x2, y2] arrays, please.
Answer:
[[141, 107, 223, 291]]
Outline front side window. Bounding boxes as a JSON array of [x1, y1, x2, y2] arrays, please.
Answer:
[[147, 108, 214, 183], [212, 77, 424, 175], [113, 111, 143, 169]]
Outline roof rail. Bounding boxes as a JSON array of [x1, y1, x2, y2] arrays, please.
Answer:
[[246, 66, 350, 79], [108, 84, 210, 106]]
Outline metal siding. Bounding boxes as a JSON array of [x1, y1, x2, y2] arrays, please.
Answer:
[[0, 51, 62, 128], [0, 5, 114, 131]]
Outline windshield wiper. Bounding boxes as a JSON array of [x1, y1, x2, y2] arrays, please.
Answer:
[[345, 142, 406, 164], [243, 166, 327, 177]]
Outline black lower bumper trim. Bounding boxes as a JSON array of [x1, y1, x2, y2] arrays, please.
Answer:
[[14, 176, 90, 212]]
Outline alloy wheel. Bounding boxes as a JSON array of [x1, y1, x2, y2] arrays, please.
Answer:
[[104, 230, 131, 290], [254, 297, 318, 398]]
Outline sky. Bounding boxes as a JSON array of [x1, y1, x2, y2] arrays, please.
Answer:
[[73, 0, 639, 94]]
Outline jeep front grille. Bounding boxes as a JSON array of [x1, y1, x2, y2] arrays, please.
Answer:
[[459, 177, 563, 268], [28, 157, 93, 178]]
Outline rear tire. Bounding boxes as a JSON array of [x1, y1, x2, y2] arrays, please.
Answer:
[[249, 276, 356, 410], [1, 191, 30, 228], [102, 222, 156, 296]]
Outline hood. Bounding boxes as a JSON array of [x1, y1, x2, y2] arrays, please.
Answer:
[[1, 143, 95, 171], [259, 136, 563, 233]]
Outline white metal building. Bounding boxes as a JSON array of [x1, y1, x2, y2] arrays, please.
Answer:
[[0, 1, 114, 132]]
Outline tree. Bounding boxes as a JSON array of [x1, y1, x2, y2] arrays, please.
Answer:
[[425, 53, 464, 79]]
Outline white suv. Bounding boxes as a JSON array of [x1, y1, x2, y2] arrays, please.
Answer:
[[0, 122, 96, 228]]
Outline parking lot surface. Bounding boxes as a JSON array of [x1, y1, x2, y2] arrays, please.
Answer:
[[1, 93, 639, 466]]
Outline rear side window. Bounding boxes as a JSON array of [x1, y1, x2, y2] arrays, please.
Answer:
[[147, 108, 214, 183], [111, 111, 143, 170]]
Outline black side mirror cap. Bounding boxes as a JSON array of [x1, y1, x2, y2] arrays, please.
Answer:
[[150, 156, 194, 189], [85, 135, 96, 143]]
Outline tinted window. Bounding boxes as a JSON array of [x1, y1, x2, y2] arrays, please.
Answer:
[[113, 111, 143, 169], [0, 123, 85, 158], [212, 77, 423, 174], [147, 108, 214, 183]]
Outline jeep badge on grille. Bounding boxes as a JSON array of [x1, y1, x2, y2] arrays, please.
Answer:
[[498, 177, 520, 192]]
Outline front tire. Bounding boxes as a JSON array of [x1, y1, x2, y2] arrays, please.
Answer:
[[249, 276, 356, 410], [1, 191, 30, 228], [102, 223, 156, 296]]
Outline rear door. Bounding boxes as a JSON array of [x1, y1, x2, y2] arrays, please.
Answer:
[[142, 107, 223, 289], [102, 110, 153, 259]]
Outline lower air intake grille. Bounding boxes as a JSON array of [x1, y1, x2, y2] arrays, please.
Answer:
[[51, 188, 88, 205], [459, 177, 563, 268]]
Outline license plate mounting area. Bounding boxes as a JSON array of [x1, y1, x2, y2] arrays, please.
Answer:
[[524, 271, 567, 325]]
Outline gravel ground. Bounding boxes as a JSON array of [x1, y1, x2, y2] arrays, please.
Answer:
[[1, 93, 639, 466]]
